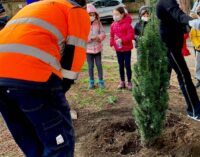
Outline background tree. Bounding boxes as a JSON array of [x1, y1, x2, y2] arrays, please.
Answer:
[[132, 0, 169, 145]]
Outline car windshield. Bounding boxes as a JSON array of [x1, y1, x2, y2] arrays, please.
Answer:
[[88, 0, 122, 3], [87, 0, 95, 3]]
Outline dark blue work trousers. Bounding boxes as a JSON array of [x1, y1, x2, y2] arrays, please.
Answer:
[[167, 47, 200, 116], [0, 78, 74, 157]]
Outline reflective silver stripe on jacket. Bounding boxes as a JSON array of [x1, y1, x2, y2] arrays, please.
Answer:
[[66, 36, 86, 49], [6, 17, 65, 52], [62, 68, 79, 80], [0, 44, 61, 71]]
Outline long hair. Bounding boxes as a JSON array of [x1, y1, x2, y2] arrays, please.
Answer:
[[114, 6, 126, 15]]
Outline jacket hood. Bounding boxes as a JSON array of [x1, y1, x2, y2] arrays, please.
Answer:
[[119, 14, 132, 24], [87, 3, 97, 13], [139, 5, 150, 16]]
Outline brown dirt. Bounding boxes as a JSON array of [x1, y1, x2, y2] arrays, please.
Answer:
[[1, 63, 200, 157], [71, 67, 200, 157], [73, 92, 200, 157]]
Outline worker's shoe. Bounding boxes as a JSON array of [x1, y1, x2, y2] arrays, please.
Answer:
[[117, 81, 126, 89], [98, 80, 105, 89], [187, 112, 200, 121], [88, 80, 94, 89], [127, 82, 133, 91], [195, 80, 200, 89]]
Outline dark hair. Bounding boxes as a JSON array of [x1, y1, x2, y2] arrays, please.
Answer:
[[114, 6, 125, 15]]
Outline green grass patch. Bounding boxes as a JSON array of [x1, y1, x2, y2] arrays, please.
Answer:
[[94, 88, 107, 96], [81, 63, 88, 72], [107, 95, 118, 105], [68, 62, 132, 110], [74, 95, 92, 108]]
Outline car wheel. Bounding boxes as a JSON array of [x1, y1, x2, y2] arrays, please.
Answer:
[[106, 18, 113, 24]]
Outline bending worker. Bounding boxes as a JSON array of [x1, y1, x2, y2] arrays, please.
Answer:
[[0, 0, 90, 157]]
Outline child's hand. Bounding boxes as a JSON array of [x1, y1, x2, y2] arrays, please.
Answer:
[[90, 36, 96, 40], [91, 36, 100, 42], [111, 46, 115, 51], [116, 38, 122, 43]]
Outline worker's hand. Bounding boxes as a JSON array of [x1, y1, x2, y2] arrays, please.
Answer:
[[190, 13, 199, 19], [62, 78, 74, 93], [189, 19, 200, 30]]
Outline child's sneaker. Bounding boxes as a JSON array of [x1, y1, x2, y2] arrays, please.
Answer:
[[117, 81, 125, 89], [98, 80, 105, 89], [88, 80, 94, 89], [127, 82, 132, 91]]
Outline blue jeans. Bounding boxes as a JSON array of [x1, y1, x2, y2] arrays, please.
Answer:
[[116, 51, 132, 82], [86, 52, 103, 80], [0, 85, 74, 157]]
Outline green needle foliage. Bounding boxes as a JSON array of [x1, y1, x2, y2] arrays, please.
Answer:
[[132, 0, 169, 145]]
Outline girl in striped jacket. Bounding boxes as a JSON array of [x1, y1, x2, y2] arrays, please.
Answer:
[[86, 3, 106, 89]]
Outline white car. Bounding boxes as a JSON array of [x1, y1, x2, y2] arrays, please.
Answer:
[[88, 0, 125, 22]]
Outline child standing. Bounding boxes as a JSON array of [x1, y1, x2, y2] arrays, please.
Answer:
[[86, 4, 106, 89], [134, 6, 150, 49], [190, 6, 200, 88], [110, 7, 134, 90]]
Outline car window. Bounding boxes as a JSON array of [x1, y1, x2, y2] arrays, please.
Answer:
[[105, 0, 120, 7], [93, 1, 105, 8]]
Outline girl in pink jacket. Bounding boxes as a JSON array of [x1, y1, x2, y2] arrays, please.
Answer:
[[86, 4, 106, 89], [110, 7, 134, 90]]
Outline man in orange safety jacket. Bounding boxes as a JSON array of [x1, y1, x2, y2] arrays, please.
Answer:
[[0, 0, 90, 156]]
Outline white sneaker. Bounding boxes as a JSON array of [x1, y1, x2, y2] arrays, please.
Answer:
[[187, 112, 200, 121]]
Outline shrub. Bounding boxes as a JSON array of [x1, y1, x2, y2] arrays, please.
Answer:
[[132, 0, 169, 145]]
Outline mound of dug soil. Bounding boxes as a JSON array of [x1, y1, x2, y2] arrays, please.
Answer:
[[74, 108, 200, 157]]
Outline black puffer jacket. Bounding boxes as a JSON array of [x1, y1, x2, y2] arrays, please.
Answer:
[[156, 0, 192, 49], [134, 20, 148, 48]]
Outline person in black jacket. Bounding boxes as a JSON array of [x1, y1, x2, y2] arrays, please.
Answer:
[[156, 0, 200, 121], [134, 6, 150, 49]]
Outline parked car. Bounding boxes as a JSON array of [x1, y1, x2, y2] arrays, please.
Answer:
[[88, 0, 125, 22], [0, 3, 8, 28]]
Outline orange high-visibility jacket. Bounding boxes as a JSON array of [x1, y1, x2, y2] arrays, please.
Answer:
[[0, 0, 90, 82]]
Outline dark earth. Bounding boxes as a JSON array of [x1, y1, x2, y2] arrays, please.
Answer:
[[1, 61, 200, 157]]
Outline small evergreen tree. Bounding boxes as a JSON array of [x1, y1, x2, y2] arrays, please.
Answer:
[[132, 0, 169, 145]]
